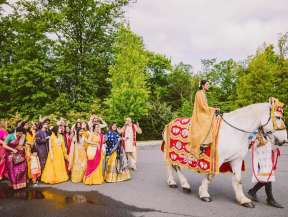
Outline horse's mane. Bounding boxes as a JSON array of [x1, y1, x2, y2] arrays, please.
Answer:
[[225, 102, 270, 118]]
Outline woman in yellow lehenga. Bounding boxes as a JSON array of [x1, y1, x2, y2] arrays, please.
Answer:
[[68, 122, 88, 183], [83, 124, 105, 185], [41, 126, 69, 184], [81, 121, 90, 143]]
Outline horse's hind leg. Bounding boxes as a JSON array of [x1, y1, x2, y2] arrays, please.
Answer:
[[175, 167, 191, 193], [166, 163, 177, 188], [230, 159, 255, 208], [199, 174, 214, 202]]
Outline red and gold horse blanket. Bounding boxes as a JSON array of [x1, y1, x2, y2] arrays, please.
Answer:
[[164, 117, 222, 174]]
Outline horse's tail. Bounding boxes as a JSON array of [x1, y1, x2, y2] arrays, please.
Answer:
[[161, 124, 168, 152], [160, 140, 165, 152]]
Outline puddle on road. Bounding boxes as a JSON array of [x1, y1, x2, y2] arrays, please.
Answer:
[[0, 183, 97, 207], [0, 183, 155, 217]]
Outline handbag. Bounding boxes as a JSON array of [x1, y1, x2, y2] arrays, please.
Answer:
[[12, 153, 25, 165]]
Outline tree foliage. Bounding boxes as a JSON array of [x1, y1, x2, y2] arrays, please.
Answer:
[[104, 26, 150, 123], [0, 0, 129, 119], [0, 1, 287, 139], [236, 45, 279, 105]]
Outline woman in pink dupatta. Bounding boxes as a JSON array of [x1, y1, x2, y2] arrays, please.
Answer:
[[83, 124, 105, 185], [0, 121, 8, 180]]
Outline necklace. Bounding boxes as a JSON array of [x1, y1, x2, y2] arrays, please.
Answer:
[[57, 135, 62, 146]]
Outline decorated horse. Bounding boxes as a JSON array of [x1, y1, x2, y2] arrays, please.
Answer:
[[162, 98, 287, 208]]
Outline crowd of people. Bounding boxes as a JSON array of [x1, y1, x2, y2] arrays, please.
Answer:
[[0, 115, 142, 190]]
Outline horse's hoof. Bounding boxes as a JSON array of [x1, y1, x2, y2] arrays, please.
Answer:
[[169, 184, 178, 189], [242, 202, 255, 208], [182, 187, 191, 193], [200, 197, 212, 202]]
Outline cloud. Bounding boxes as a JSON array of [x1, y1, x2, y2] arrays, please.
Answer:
[[125, 0, 288, 71]]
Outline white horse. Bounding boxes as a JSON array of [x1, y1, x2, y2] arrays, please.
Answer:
[[163, 101, 287, 208]]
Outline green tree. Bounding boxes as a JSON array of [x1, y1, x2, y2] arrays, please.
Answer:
[[204, 59, 243, 111], [0, 0, 130, 119], [46, 0, 130, 110], [0, 2, 55, 118], [139, 100, 174, 140], [145, 52, 172, 101], [275, 33, 288, 118], [105, 26, 150, 123], [236, 45, 279, 106], [278, 32, 288, 60], [164, 62, 195, 111]]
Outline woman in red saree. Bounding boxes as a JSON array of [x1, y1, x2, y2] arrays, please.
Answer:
[[83, 124, 105, 185]]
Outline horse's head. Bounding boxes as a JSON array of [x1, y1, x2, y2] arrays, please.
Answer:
[[261, 97, 287, 145]]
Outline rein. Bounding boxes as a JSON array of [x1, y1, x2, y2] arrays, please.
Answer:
[[215, 109, 284, 183], [216, 110, 271, 134]]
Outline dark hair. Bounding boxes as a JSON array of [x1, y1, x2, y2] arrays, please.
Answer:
[[92, 124, 100, 132], [16, 120, 22, 127], [7, 128, 15, 134], [43, 118, 50, 124], [109, 122, 117, 131], [76, 127, 81, 143], [37, 122, 43, 130], [76, 122, 81, 128], [20, 121, 28, 134], [51, 126, 59, 135], [82, 122, 89, 131], [199, 80, 208, 90], [15, 126, 24, 133], [20, 121, 28, 127], [27, 127, 33, 136], [64, 125, 70, 133]]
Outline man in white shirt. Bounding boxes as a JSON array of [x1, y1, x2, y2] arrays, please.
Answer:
[[121, 117, 142, 171]]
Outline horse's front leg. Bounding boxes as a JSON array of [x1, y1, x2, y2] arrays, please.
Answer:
[[199, 174, 214, 202], [230, 159, 255, 208]]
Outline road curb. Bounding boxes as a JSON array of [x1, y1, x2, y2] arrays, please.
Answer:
[[137, 140, 162, 147]]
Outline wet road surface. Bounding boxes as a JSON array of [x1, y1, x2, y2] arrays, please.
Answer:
[[0, 183, 155, 217], [1, 144, 288, 217]]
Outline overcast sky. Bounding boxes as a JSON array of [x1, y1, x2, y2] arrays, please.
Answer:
[[125, 0, 288, 71]]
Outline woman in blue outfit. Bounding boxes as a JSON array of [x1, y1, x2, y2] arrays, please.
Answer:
[[104, 123, 131, 183]]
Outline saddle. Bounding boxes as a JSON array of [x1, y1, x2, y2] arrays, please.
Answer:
[[165, 117, 222, 174]]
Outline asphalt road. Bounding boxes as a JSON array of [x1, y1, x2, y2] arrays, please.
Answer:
[[0, 144, 287, 217]]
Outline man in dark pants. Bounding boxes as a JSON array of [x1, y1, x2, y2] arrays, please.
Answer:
[[248, 133, 283, 208], [248, 182, 283, 208]]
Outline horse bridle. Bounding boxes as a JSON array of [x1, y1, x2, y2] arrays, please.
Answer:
[[216, 108, 285, 136]]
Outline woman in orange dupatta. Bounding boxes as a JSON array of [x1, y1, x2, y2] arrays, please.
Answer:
[[190, 80, 219, 157], [83, 124, 105, 185]]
